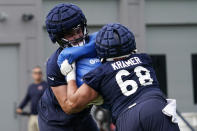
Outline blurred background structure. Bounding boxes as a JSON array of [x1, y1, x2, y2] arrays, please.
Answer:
[[0, 0, 197, 131]]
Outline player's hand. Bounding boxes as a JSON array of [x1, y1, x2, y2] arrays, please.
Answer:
[[16, 108, 23, 114], [57, 32, 97, 66], [60, 59, 73, 76], [66, 62, 76, 82]]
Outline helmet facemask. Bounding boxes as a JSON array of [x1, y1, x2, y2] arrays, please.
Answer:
[[57, 24, 88, 48]]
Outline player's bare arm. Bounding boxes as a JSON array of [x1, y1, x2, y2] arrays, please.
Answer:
[[51, 85, 68, 112], [64, 80, 98, 114]]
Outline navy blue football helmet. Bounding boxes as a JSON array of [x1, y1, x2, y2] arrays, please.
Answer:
[[95, 23, 136, 59], [45, 3, 88, 47]]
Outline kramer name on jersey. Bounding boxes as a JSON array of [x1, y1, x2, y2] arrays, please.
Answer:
[[111, 57, 142, 70]]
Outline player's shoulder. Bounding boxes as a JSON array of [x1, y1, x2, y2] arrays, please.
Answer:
[[46, 47, 67, 87], [131, 53, 152, 64], [47, 47, 63, 73], [47, 47, 63, 66], [131, 53, 150, 58]]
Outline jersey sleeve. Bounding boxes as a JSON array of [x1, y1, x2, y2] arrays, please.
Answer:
[[83, 67, 104, 92], [46, 52, 67, 87]]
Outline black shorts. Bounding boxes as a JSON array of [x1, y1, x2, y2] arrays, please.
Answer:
[[116, 97, 180, 131]]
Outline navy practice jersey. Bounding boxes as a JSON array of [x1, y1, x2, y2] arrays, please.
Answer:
[[38, 47, 91, 125], [19, 81, 48, 115], [84, 53, 163, 122], [46, 48, 67, 87]]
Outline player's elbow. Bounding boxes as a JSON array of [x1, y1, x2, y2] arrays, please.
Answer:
[[62, 101, 79, 114], [62, 108, 72, 115], [62, 105, 73, 115]]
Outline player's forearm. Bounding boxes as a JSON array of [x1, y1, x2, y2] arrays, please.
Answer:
[[63, 81, 92, 114], [67, 80, 78, 101], [62, 80, 83, 113], [63, 80, 85, 114], [62, 100, 86, 114]]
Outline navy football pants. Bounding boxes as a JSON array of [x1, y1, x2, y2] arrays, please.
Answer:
[[116, 98, 180, 131], [38, 114, 99, 131]]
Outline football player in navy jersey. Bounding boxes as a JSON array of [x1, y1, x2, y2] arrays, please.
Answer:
[[57, 23, 180, 131], [38, 3, 100, 131]]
